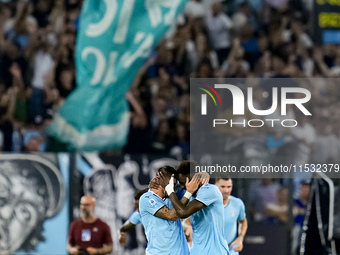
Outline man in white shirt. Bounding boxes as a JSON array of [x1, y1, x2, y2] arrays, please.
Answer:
[[29, 43, 54, 122], [205, 1, 233, 65]]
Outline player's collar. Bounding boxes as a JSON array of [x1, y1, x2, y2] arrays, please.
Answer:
[[224, 200, 230, 207], [150, 190, 166, 201]]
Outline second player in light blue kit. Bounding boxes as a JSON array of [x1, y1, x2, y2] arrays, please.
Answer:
[[119, 188, 148, 245], [215, 177, 248, 255], [166, 161, 230, 255]]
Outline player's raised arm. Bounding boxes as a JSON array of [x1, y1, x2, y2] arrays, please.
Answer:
[[155, 205, 180, 221], [166, 176, 205, 218], [148, 174, 180, 221]]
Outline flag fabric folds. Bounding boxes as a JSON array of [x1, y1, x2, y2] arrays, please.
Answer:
[[47, 0, 188, 151]]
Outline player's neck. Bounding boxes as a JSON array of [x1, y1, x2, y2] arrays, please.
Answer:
[[150, 188, 165, 199], [82, 215, 97, 223], [223, 197, 230, 206]]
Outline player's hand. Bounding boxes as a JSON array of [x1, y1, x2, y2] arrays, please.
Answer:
[[157, 172, 171, 188], [230, 236, 244, 252], [165, 175, 175, 196], [149, 176, 162, 189], [119, 231, 128, 245], [86, 247, 98, 255], [186, 174, 201, 194], [196, 172, 210, 185], [68, 247, 79, 255]]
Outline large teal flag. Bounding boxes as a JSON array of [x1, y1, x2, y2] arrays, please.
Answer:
[[47, 0, 188, 151]]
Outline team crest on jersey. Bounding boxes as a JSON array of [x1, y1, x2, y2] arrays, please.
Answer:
[[230, 210, 235, 217], [149, 199, 157, 207]]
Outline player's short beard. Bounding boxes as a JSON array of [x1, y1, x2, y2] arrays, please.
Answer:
[[80, 208, 94, 219]]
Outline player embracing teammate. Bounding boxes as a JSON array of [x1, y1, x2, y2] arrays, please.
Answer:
[[139, 160, 234, 255]]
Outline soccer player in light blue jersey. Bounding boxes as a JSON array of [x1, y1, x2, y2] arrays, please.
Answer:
[[119, 188, 148, 245], [139, 165, 200, 255], [165, 161, 230, 255], [215, 177, 248, 255]]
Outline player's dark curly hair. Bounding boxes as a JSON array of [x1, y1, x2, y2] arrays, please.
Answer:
[[176, 160, 198, 176], [134, 188, 148, 200]]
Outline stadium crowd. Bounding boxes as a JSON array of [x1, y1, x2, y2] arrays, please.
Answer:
[[0, 0, 339, 160]]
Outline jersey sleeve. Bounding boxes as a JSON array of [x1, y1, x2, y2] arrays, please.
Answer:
[[195, 185, 219, 207], [175, 183, 185, 199], [140, 194, 166, 216], [238, 199, 246, 221], [129, 210, 141, 225]]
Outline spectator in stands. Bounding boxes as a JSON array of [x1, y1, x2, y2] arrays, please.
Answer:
[[123, 91, 149, 154], [10, 63, 29, 124], [177, 93, 191, 126], [291, 111, 316, 165], [232, 2, 254, 33], [239, 23, 262, 70], [205, 1, 233, 65], [293, 181, 310, 227], [0, 0, 337, 161], [0, 86, 14, 151], [55, 65, 75, 100], [174, 121, 190, 155], [221, 38, 250, 78], [264, 187, 289, 224], [193, 33, 219, 70], [312, 118, 338, 164], [44, 84, 62, 120], [249, 178, 281, 222], [5, 0, 37, 50], [32, 0, 52, 28], [192, 60, 214, 79], [29, 30, 54, 123], [0, 40, 27, 90], [22, 116, 47, 152], [150, 95, 173, 131], [149, 118, 175, 154]]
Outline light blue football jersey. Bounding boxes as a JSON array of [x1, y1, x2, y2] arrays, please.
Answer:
[[189, 184, 229, 255], [129, 210, 141, 225], [223, 195, 246, 255], [139, 191, 189, 255]]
